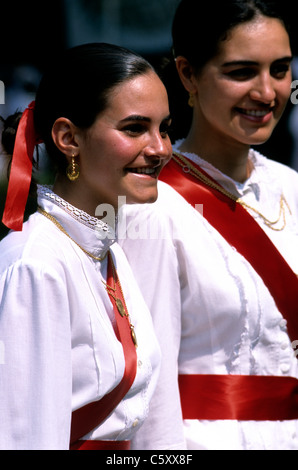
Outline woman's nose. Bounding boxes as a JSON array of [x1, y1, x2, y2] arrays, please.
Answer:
[[249, 73, 276, 104], [145, 133, 172, 161]]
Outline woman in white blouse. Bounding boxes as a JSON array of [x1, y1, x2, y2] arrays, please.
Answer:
[[0, 43, 172, 450], [120, 0, 298, 450]]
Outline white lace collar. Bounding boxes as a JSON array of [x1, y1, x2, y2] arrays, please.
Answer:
[[37, 185, 112, 232], [37, 185, 116, 259], [172, 140, 274, 199]]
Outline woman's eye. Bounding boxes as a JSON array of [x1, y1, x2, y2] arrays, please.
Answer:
[[160, 123, 172, 138], [271, 64, 290, 79], [224, 68, 256, 80], [122, 124, 146, 135]]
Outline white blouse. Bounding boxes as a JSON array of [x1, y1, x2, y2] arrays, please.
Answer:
[[120, 148, 298, 450], [0, 186, 161, 450]]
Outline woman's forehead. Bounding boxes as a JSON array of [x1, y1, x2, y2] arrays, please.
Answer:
[[217, 16, 291, 62]]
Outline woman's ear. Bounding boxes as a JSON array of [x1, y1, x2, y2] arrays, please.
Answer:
[[51, 117, 80, 161], [175, 56, 198, 95]]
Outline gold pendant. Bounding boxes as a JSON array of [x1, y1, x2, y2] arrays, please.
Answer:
[[116, 298, 126, 317], [131, 327, 138, 348]]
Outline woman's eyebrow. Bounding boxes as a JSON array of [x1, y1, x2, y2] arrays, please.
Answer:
[[274, 56, 293, 64], [222, 60, 259, 67], [120, 114, 172, 123], [120, 115, 151, 123], [222, 56, 293, 68]]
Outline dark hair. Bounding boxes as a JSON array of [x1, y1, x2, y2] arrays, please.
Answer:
[[1, 111, 23, 158], [2, 42, 155, 174], [162, 0, 293, 141]]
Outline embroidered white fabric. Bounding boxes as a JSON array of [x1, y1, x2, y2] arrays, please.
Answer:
[[0, 187, 162, 449], [37, 185, 111, 233], [120, 148, 298, 450]]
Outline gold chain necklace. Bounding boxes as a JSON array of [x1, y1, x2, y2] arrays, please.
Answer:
[[37, 206, 108, 261], [37, 206, 137, 347], [173, 151, 291, 232]]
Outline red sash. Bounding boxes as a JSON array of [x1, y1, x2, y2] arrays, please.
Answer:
[[70, 252, 137, 448], [160, 156, 298, 343], [179, 374, 298, 421], [70, 440, 131, 451]]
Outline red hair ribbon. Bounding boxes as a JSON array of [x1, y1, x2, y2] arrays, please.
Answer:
[[2, 100, 42, 231]]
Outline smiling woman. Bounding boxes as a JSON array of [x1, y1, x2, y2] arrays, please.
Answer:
[[173, 14, 293, 180], [51, 70, 171, 212], [0, 43, 171, 450], [119, 0, 298, 451]]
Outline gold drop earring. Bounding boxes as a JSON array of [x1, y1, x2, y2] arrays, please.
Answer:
[[188, 92, 195, 108], [66, 154, 80, 181]]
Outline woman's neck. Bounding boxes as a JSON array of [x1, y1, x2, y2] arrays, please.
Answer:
[[52, 175, 100, 218], [179, 129, 252, 183]]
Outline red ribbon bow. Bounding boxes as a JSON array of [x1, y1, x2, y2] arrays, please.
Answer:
[[2, 101, 42, 231]]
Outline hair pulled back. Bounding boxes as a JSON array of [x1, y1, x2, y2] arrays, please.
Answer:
[[2, 42, 154, 174], [163, 0, 293, 141]]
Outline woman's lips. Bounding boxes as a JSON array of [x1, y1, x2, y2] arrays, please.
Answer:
[[126, 167, 156, 175], [125, 165, 161, 178], [236, 107, 274, 123]]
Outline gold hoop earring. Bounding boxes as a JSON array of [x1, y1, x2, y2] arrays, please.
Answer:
[[188, 93, 194, 108], [66, 154, 80, 181]]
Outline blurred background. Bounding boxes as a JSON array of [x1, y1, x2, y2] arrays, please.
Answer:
[[0, 0, 297, 239], [0, 0, 181, 119]]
